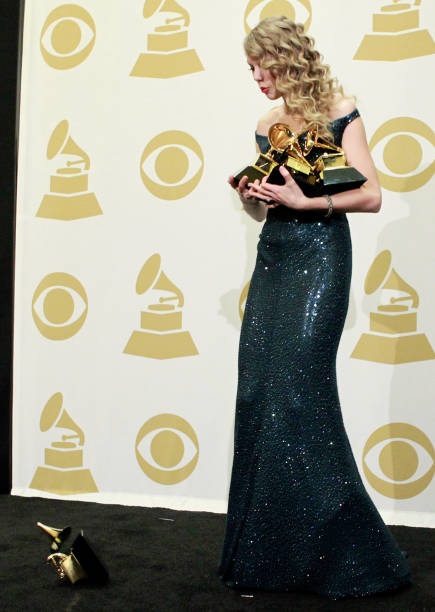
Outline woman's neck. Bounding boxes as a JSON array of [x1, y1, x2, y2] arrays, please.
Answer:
[[277, 104, 307, 133]]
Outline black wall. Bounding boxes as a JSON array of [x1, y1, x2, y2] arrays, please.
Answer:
[[0, 1, 23, 493]]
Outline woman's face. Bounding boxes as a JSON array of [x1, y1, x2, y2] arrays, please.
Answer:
[[246, 56, 280, 100]]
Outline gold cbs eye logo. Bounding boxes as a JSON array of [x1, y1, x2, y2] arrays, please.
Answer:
[[140, 131, 204, 200], [135, 414, 199, 485], [244, 0, 312, 34], [363, 423, 435, 499], [40, 4, 96, 69], [369, 117, 435, 192], [32, 273, 88, 340]]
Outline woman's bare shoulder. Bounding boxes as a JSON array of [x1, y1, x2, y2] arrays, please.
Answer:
[[328, 96, 357, 121], [256, 106, 282, 135]]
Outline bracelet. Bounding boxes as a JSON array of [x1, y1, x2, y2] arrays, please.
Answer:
[[324, 194, 333, 218]]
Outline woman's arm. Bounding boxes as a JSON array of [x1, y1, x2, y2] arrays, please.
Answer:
[[228, 174, 267, 222], [228, 111, 283, 223], [248, 114, 382, 214], [228, 140, 267, 222]]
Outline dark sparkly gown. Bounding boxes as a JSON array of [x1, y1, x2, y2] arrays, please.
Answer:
[[219, 110, 411, 599]]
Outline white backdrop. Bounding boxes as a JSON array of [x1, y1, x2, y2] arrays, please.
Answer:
[[12, 0, 435, 527]]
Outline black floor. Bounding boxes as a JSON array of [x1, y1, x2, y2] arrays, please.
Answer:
[[1, 495, 434, 611]]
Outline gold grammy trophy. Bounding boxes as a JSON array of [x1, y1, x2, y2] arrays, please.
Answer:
[[37, 120, 102, 220], [354, 0, 435, 61], [30, 392, 98, 495], [351, 250, 435, 364], [124, 254, 198, 359], [130, 0, 204, 78], [234, 123, 367, 197], [37, 523, 109, 584]]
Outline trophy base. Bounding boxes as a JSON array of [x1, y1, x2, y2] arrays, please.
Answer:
[[45, 447, 83, 469], [267, 164, 367, 197], [124, 329, 199, 359], [351, 332, 435, 364], [323, 166, 368, 195], [51, 534, 109, 584], [234, 165, 268, 185], [68, 534, 109, 584], [140, 309, 182, 331], [30, 467, 98, 495], [130, 49, 204, 78], [370, 311, 417, 334], [37, 193, 102, 220], [354, 30, 435, 61]]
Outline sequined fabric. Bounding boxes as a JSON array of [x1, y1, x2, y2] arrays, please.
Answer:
[[219, 111, 411, 599]]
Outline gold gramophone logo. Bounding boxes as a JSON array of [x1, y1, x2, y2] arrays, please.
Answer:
[[363, 423, 435, 499], [32, 272, 88, 340], [354, 0, 435, 61], [369, 117, 434, 192], [37, 120, 102, 220], [244, 0, 312, 33], [239, 281, 250, 321], [130, 0, 204, 78], [40, 4, 96, 69], [124, 254, 198, 359], [351, 250, 435, 364], [136, 414, 199, 485], [140, 130, 204, 200], [30, 392, 98, 495]]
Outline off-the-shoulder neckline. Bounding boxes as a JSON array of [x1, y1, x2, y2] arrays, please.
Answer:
[[255, 109, 359, 138]]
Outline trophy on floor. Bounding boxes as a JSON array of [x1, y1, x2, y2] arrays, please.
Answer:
[[37, 523, 109, 584], [124, 253, 198, 359], [130, 0, 204, 78], [37, 120, 102, 220], [234, 123, 367, 197], [354, 0, 435, 61], [351, 250, 435, 364]]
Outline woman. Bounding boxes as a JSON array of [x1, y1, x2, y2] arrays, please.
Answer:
[[219, 17, 411, 599]]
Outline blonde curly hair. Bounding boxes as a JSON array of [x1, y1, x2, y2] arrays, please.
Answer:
[[244, 16, 345, 140]]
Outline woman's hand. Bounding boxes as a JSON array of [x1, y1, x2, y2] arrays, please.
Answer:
[[247, 166, 309, 210], [228, 175, 267, 222], [228, 175, 264, 203]]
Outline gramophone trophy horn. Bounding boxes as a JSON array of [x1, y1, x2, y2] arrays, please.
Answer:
[[351, 250, 435, 364], [154, 270, 184, 307], [381, 268, 419, 309], [130, 0, 204, 78], [37, 120, 102, 220], [124, 254, 198, 359], [29, 392, 98, 495], [37, 522, 71, 552], [39, 391, 63, 429], [55, 409, 85, 446], [144, 0, 190, 25], [39, 391, 85, 446], [363, 249, 419, 309], [136, 252, 161, 294], [47, 120, 90, 171], [135, 253, 184, 308]]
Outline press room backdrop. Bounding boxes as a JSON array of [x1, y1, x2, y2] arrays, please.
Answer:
[[12, 0, 435, 527]]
